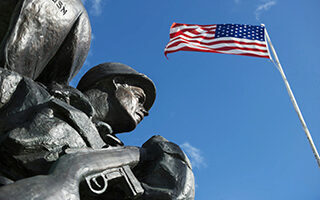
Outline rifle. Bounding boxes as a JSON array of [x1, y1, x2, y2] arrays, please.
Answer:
[[0, 146, 143, 200], [86, 165, 144, 197], [64, 146, 144, 197]]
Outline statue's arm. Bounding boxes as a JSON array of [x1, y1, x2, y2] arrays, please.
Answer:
[[0, 68, 22, 109], [0, 0, 90, 84], [36, 10, 92, 85], [0, 146, 140, 200]]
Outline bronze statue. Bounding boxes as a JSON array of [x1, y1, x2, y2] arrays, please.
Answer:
[[0, 63, 195, 199], [0, 0, 91, 85], [0, 0, 195, 199], [77, 62, 156, 133]]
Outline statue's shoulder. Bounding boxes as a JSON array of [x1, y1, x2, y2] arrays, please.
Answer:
[[0, 68, 51, 110]]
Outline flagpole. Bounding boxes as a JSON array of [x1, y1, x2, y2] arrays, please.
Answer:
[[264, 28, 320, 168]]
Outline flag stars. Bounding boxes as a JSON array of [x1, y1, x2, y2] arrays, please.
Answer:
[[215, 24, 265, 41]]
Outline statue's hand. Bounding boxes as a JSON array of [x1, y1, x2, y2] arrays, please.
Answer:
[[133, 136, 195, 200], [0, 146, 140, 200]]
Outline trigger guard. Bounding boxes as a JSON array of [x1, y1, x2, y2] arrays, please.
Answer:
[[85, 174, 108, 194]]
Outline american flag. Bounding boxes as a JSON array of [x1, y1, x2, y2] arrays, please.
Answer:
[[164, 23, 271, 59]]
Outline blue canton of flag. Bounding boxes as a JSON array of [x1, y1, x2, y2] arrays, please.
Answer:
[[215, 24, 265, 41]]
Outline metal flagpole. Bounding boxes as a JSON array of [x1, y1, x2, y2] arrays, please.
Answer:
[[264, 27, 320, 168]]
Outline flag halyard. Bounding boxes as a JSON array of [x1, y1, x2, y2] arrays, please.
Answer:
[[164, 22, 320, 168]]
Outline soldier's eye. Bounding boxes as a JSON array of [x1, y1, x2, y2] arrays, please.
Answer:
[[134, 92, 145, 104], [139, 97, 145, 104]]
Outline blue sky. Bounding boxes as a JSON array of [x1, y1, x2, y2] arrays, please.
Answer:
[[71, 0, 320, 199]]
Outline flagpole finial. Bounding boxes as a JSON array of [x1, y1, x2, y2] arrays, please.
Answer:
[[261, 24, 265, 27]]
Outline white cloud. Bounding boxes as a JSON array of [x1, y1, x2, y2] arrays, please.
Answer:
[[81, 0, 103, 16], [234, 0, 240, 4], [255, 1, 276, 20], [91, 0, 102, 16], [181, 142, 206, 169]]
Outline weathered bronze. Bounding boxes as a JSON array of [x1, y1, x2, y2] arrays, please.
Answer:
[[0, 0, 91, 85], [0, 1, 195, 199], [77, 62, 156, 133]]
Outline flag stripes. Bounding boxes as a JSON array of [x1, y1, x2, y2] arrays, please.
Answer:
[[165, 23, 271, 59]]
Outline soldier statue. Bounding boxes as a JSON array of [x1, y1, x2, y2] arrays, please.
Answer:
[[0, 0, 195, 199]]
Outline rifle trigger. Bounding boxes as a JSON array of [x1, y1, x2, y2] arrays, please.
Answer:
[[85, 173, 108, 194], [92, 177, 101, 188]]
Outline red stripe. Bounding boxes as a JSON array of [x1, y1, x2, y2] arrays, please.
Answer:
[[166, 37, 267, 50], [166, 40, 268, 55], [169, 32, 266, 46], [170, 31, 216, 41], [171, 23, 217, 29], [201, 39, 266, 47], [212, 46, 268, 53], [170, 26, 216, 36], [169, 32, 267, 48], [168, 36, 267, 48], [187, 29, 216, 35], [165, 46, 270, 59], [170, 29, 216, 37]]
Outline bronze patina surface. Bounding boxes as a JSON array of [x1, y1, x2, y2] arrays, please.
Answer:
[[0, 1, 195, 199]]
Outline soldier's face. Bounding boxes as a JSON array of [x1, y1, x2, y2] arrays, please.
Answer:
[[115, 84, 148, 125], [86, 80, 149, 133]]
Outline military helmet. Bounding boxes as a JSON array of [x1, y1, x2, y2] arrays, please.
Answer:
[[77, 62, 156, 111]]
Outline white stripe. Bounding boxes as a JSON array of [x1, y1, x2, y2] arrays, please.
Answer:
[[171, 27, 216, 34], [211, 37, 266, 45], [167, 36, 267, 50], [215, 49, 269, 56], [170, 31, 216, 40], [165, 42, 214, 52], [170, 25, 216, 34], [168, 32, 215, 43], [165, 42, 269, 57], [166, 39, 268, 53], [194, 27, 216, 34], [169, 34, 266, 45]]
